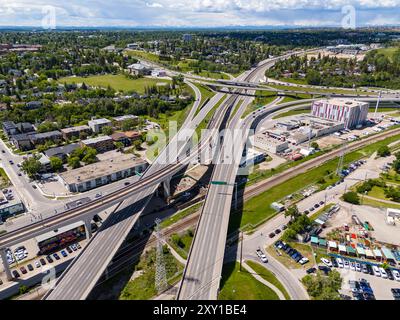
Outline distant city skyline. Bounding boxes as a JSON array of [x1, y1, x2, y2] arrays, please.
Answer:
[[1, 0, 400, 28]]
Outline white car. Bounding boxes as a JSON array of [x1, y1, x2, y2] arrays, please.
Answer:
[[299, 257, 309, 265], [379, 267, 388, 279], [392, 269, 400, 281], [34, 261, 41, 268], [344, 260, 350, 269], [260, 254, 268, 263], [373, 265, 381, 277], [336, 258, 344, 268], [350, 262, 356, 271], [321, 258, 332, 268], [355, 263, 361, 272]]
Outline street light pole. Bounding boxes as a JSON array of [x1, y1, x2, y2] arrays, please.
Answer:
[[239, 231, 243, 272]]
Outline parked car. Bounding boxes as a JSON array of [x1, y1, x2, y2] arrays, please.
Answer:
[[344, 260, 350, 269], [306, 267, 316, 274], [331, 257, 338, 268], [372, 265, 381, 277], [76, 243, 81, 249], [379, 267, 388, 279], [269, 232, 275, 238], [46, 255, 54, 263], [39, 258, 46, 266], [20, 266, 27, 274], [27, 264, 34, 271], [336, 258, 344, 268], [60, 250, 68, 258], [362, 264, 368, 274], [66, 246, 73, 254], [392, 269, 400, 281], [34, 261, 40, 268], [53, 253, 60, 260], [355, 262, 361, 272], [12, 270, 20, 278], [386, 269, 394, 280], [321, 258, 332, 268], [274, 229, 281, 235]]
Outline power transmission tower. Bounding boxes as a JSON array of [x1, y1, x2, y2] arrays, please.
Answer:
[[154, 218, 168, 294]]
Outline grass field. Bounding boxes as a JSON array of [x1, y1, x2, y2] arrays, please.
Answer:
[[218, 262, 279, 300], [375, 46, 400, 62], [196, 85, 216, 112], [367, 186, 389, 201], [230, 132, 400, 232], [119, 247, 183, 300], [168, 231, 193, 259], [272, 108, 310, 119], [160, 203, 202, 229], [0, 168, 10, 188], [59, 74, 170, 94], [246, 260, 290, 300], [242, 92, 277, 118], [196, 70, 229, 80], [266, 83, 378, 96], [361, 196, 400, 209]]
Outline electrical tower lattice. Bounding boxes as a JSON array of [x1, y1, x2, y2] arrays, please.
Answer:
[[154, 218, 168, 294]]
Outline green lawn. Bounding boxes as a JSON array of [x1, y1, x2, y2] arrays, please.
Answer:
[[160, 203, 202, 229], [246, 260, 290, 300], [196, 85, 216, 112], [168, 231, 194, 259], [367, 186, 389, 200], [124, 49, 162, 64], [242, 92, 277, 118], [375, 46, 400, 62], [119, 247, 183, 300], [0, 168, 10, 188], [272, 108, 310, 119], [231, 132, 400, 232], [266, 83, 378, 96], [196, 70, 229, 80], [309, 203, 335, 221], [361, 196, 400, 209], [218, 262, 279, 300], [59, 74, 170, 94]]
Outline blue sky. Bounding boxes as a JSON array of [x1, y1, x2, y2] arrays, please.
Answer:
[[1, 0, 400, 28]]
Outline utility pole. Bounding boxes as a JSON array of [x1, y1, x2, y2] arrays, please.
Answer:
[[154, 218, 167, 294], [239, 231, 243, 272], [373, 91, 382, 120]]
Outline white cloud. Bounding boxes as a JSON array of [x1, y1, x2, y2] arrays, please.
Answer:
[[0, 0, 398, 27]]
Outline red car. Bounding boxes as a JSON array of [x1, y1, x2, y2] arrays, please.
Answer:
[[20, 266, 27, 274]]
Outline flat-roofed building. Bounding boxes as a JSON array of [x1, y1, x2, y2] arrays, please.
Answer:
[[311, 98, 369, 128], [80, 135, 114, 153], [113, 115, 139, 128], [61, 125, 92, 140], [0, 190, 25, 221], [253, 131, 288, 154], [88, 118, 112, 133], [59, 153, 148, 192], [111, 132, 131, 147]]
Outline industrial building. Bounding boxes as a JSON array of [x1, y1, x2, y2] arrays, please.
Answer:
[[311, 98, 369, 129], [59, 153, 148, 192], [239, 148, 266, 168], [253, 131, 288, 154]]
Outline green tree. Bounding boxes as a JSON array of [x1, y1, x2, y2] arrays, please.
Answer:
[[284, 205, 300, 220], [302, 270, 342, 300], [102, 125, 113, 135], [133, 139, 142, 150], [68, 156, 81, 169], [311, 142, 319, 150], [21, 156, 42, 178], [114, 141, 124, 152], [82, 147, 97, 164], [343, 191, 360, 205], [377, 145, 390, 157], [49, 156, 63, 172], [121, 119, 136, 131]]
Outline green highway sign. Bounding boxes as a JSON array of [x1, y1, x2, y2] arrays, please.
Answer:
[[135, 171, 143, 177], [211, 181, 227, 185]]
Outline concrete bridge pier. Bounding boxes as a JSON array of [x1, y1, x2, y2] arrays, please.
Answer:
[[162, 177, 172, 199], [0, 248, 13, 281], [84, 218, 93, 240]]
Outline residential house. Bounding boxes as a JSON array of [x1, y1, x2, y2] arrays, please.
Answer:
[[44, 143, 79, 161], [111, 132, 131, 147], [30, 131, 63, 146]]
